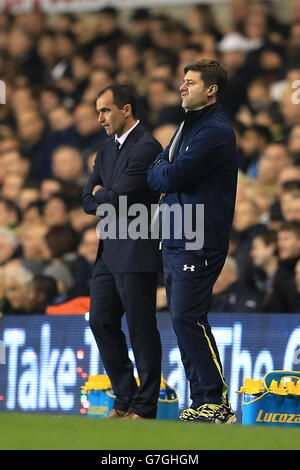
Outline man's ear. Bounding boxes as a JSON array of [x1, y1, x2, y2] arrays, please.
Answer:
[[123, 103, 132, 117], [208, 84, 218, 97]]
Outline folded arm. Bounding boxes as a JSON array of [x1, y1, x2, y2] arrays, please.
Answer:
[[147, 126, 228, 193]]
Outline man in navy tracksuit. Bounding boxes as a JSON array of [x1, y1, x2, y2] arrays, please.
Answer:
[[147, 59, 238, 423]]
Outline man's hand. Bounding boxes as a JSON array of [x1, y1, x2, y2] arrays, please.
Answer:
[[92, 185, 102, 196]]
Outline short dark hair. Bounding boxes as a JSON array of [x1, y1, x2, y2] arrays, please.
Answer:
[[45, 224, 78, 258], [32, 275, 58, 301], [278, 221, 300, 238], [255, 229, 278, 246], [183, 59, 228, 100], [97, 84, 138, 118]]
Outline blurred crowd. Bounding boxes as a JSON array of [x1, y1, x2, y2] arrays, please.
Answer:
[[0, 1, 300, 315]]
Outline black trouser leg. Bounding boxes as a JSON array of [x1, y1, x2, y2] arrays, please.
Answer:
[[89, 264, 137, 411], [89, 261, 162, 417], [114, 272, 162, 418]]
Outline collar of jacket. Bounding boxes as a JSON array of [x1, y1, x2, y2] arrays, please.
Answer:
[[184, 102, 220, 123]]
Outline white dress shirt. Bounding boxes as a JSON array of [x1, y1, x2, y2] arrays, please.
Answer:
[[115, 120, 140, 148]]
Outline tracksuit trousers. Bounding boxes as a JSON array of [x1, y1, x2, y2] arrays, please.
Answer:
[[162, 245, 229, 408]]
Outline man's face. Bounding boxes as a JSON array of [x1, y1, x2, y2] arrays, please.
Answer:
[[17, 111, 44, 143], [96, 90, 127, 137], [0, 236, 16, 264], [43, 197, 69, 227], [179, 70, 212, 111], [233, 201, 258, 232], [51, 147, 83, 182], [74, 104, 99, 136], [79, 229, 99, 264], [282, 197, 300, 222], [277, 230, 300, 259], [250, 237, 274, 267], [258, 144, 290, 184], [4, 278, 28, 309]]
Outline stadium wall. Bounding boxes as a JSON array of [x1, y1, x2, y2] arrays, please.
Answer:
[[0, 312, 299, 422]]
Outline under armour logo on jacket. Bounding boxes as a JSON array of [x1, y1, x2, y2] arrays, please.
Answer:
[[183, 264, 195, 271]]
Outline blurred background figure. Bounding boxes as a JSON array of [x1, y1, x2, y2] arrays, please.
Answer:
[[2, 263, 34, 314], [25, 275, 59, 314], [0, 1, 299, 315]]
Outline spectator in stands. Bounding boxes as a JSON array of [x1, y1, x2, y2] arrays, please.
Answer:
[[278, 165, 300, 188], [144, 78, 181, 130], [16, 108, 61, 181], [250, 229, 278, 304], [0, 227, 19, 265], [22, 200, 45, 226], [96, 7, 129, 51], [287, 21, 300, 65], [39, 86, 65, 117], [51, 145, 86, 186], [0, 198, 21, 229], [18, 183, 41, 211], [70, 225, 99, 297], [37, 32, 58, 83], [50, 31, 76, 82], [0, 2, 299, 315], [43, 224, 77, 295], [69, 205, 98, 234], [238, 124, 272, 174], [0, 149, 30, 181], [276, 181, 300, 223], [232, 198, 265, 282], [48, 106, 74, 134], [43, 193, 70, 228], [72, 102, 107, 159], [211, 256, 262, 313], [81, 67, 114, 104], [25, 275, 59, 314], [7, 26, 46, 85], [19, 222, 50, 275], [264, 221, 300, 312], [129, 8, 153, 52], [281, 192, 300, 222], [2, 263, 33, 314], [116, 42, 147, 96], [40, 178, 63, 201], [256, 142, 292, 186], [0, 172, 24, 201], [218, 32, 256, 118]]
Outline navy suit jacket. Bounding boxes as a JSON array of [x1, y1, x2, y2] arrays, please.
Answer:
[[82, 123, 163, 273], [147, 103, 238, 250]]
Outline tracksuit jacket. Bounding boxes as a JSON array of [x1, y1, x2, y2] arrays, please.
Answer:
[[147, 102, 238, 250]]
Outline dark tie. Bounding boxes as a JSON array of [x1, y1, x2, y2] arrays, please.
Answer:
[[115, 140, 121, 155]]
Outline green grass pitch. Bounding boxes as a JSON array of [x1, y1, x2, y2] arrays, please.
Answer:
[[0, 412, 299, 450]]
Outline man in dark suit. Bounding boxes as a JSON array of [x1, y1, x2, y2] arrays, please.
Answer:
[[147, 60, 238, 424], [82, 84, 162, 419]]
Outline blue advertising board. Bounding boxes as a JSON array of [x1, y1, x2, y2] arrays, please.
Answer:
[[0, 312, 299, 422]]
